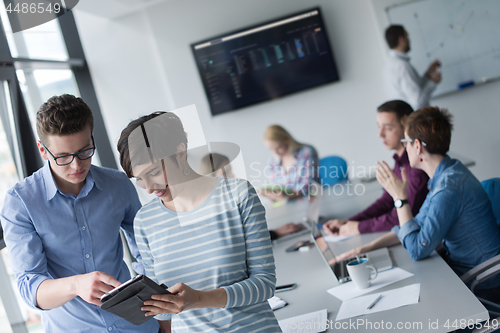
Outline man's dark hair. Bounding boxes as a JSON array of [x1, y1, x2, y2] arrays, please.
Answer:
[[36, 94, 94, 143], [385, 25, 406, 49], [377, 100, 414, 124]]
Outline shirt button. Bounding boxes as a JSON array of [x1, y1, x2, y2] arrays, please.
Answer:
[[108, 328, 112, 331], [82, 226, 86, 230], [422, 242, 427, 246], [86, 254, 90, 258]]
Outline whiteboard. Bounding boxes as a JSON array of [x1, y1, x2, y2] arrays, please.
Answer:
[[387, 0, 500, 97]]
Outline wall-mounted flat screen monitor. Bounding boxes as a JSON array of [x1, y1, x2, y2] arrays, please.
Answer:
[[191, 8, 340, 116]]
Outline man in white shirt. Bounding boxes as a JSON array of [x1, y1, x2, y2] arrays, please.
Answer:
[[383, 25, 442, 110]]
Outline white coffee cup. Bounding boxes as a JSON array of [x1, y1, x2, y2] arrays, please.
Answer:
[[346, 258, 378, 289]]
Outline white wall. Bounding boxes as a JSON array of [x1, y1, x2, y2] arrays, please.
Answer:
[[73, 9, 174, 167], [370, 0, 500, 181], [74, 0, 500, 185]]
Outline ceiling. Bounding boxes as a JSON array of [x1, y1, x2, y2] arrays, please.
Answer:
[[73, 0, 170, 19]]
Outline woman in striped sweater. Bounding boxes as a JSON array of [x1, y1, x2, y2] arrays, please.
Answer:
[[117, 111, 281, 333]]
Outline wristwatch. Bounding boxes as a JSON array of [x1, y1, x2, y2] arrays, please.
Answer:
[[394, 199, 409, 208]]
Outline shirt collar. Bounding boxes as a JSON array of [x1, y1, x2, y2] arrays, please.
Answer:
[[274, 148, 301, 165], [77, 167, 99, 198], [42, 163, 101, 200], [389, 49, 409, 60], [42, 162, 58, 201], [393, 149, 409, 166], [87, 165, 103, 191], [428, 155, 452, 190]]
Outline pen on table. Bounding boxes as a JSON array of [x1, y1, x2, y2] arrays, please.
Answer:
[[367, 294, 383, 310]]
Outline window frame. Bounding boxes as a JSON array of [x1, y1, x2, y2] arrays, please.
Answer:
[[0, 8, 118, 178], [0, 7, 117, 332]]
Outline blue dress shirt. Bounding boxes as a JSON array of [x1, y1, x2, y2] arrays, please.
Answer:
[[392, 156, 500, 290], [0, 162, 159, 333]]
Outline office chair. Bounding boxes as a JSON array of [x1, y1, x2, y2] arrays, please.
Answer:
[[460, 178, 500, 333], [318, 156, 348, 186], [481, 178, 500, 226], [460, 254, 500, 333]]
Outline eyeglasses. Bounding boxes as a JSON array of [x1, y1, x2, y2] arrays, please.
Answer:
[[400, 138, 427, 148], [43, 136, 96, 166]]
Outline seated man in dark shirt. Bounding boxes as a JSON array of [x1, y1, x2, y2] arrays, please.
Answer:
[[324, 100, 429, 236]]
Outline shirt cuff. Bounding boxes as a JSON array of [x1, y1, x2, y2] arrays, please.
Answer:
[[32, 275, 51, 309], [391, 225, 400, 234], [391, 220, 420, 248], [154, 313, 171, 321], [221, 285, 235, 309], [426, 79, 437, 91]]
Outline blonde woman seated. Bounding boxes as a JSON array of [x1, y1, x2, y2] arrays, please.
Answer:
[[117, 112, 281, 332], [199, 152, 304, 240], [262, 125, 319, 201]]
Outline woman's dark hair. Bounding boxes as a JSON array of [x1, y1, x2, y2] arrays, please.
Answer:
[[403, 106, 453, 156], [117, 111, 188, 178]]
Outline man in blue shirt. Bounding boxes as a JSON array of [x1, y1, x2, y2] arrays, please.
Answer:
[[0, 95, 159, 332]]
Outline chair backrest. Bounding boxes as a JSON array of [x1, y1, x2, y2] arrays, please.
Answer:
[[481, 178, 500, 226], [319, 156, 348, 186]]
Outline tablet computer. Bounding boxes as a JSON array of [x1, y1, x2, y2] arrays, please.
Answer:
[[100, 274, 172, 325]]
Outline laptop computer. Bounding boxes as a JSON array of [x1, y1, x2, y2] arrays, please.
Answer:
[[272, 182, 322, 243], [310, 223, 393, 283]]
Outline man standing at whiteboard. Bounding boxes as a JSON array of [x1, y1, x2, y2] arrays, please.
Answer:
[[383, 25, 442, 110]]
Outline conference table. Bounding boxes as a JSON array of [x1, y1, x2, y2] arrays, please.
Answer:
[[264, 179, 489, 333]]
